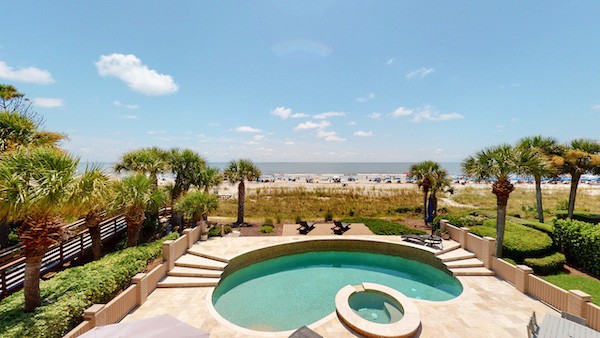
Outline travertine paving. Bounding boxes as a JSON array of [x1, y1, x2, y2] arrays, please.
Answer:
[[122, 236, 559, 337], [281, 223, 374, 236]]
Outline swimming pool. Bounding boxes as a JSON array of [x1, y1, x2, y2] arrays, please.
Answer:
[[211, 248, 462, 331]]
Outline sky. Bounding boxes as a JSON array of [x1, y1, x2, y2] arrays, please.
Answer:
[[1, 1, 600, 163]]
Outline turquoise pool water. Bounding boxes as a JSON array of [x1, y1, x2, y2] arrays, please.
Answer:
[[349, 290, 403, 324], [212, 251, 462, 331]]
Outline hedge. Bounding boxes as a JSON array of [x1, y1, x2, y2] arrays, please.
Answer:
[[0, 232, 179, 338], [524, 252, 566, 275], [509, 218, 554, 235], [553, 219, 600, 276], [469, 219, 553, 262], [433, 210, 493, 229], [556, 211, 600, 224], [341, 217, 425, 236]]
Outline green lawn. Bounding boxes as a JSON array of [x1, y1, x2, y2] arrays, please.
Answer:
[[341, 217, 425, 236], [543, 273, 600, 306]]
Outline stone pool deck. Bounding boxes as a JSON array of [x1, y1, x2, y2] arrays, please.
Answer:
[[121, 235, 559, 337]]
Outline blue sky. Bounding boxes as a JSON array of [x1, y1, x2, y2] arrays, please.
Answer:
[[1, 1, 599, 163]]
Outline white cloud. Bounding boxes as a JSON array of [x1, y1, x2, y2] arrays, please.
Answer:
[[355, 92, 375, 103], [369, 112, 382, 119], [118, 114, 138, 119], [147, 130, 166, 135], [295, 120, 330, 130], [33, 97, 63, 108], [353, 130, 373, 137], [411, 106, 464, 123], [593, 105, 600, 110], [386, 58, 396, 66], [253, 134, 266, 141], [0, 61, 54, 84], [284, 141, 295, 145], [235, 126, 262, 133], [313, 111, 346, 119], [113, 100, 138, 109], [317, 130, 345, 142], [270, 106, 307, 119], [406, 67, 434, 79], [390, 107, 414, 117], [348, 121, 357, 125], [95, 53, 178, 95]]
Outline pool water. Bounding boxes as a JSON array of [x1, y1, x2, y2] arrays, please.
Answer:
[[349, 290, 403, 324], [212, 251, 462, 331]]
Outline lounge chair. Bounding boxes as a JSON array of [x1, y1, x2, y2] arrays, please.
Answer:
[[297, 221, 315, 235], [401, 234, 443, 248], [332, 221, 351, 235]]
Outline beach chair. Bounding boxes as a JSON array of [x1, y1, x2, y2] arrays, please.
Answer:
[[297, 221, 315, 235], [401, 234, 426, 245]]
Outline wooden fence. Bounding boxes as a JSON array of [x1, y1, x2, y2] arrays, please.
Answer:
[[0, 215, 126, 299], [440, 219, 600, 331]]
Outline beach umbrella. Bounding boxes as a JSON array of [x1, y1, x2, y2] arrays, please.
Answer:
[[79, 314, 209, 338]]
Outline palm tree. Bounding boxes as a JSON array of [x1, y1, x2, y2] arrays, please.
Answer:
[[223, 159, 261, 225], [428, 168, 453, 230], [560, 139, 600, 219], [114, 147, 169, 189], [194, 166, 223, 194], [174, 191, 219, 232], [462, 144, 544, 257], [517, 136, 560, 223], [167, 148, 206, 201], [112, 174, 155, 247], [409, 161, 441, 225], [0, 147, 78, 311], [70, 167, 112, 260]]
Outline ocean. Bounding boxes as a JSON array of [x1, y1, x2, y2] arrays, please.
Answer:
[[77, 162, 464, 176]]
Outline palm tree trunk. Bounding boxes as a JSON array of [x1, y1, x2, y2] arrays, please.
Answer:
[[567, 173, 580, 219], [422, 188, 429, 225], [534, 176, 544, 223], [23, 252, 44, 312], [492, 180, 514, 258], [126, 209, 145, 247], [86, 216, 102, 260], [237, 180, 245, 224]]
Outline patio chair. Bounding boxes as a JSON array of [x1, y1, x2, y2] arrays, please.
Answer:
[[401, 234, 426, 245], [297, 221, 315, 235], [333, 222, 351, 235]]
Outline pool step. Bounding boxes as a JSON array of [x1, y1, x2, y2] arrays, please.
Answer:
[[437, 248, 476, 262], [450, 267, 494, 276], [187, 248, 230, 263], [174, 254, 227, 271], [158, 276, 219, 288], [444, 257, 484, 269], [168, 266, 223, 278]]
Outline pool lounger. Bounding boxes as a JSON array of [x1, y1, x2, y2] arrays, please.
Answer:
[[401, 234, 442, 247], [297, 221, 316, 235], [332, 221, 351, 235]]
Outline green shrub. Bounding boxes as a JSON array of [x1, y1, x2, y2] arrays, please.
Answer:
[[0, 232, 178, 338], [509, 217, 554, 235], [434, 210, 492, 228], [524, 252, 566, 275], [553, 219, 600, 275], [208, 225, 232, 237], [324, 211, 333, 222], [263, 218, 273, 227], [341, 217, 425, 236], [556, 211, 600, 224], [259, 225, 274, 233], [294, 215, 302, 223], [275, 215, 281, 224], [469, 219, 553, 262], [348, 209, 355, 217]]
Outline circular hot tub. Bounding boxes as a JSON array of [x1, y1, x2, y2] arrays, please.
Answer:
[[336, 283, 421, 338]]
